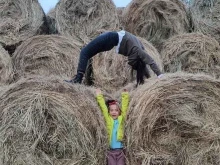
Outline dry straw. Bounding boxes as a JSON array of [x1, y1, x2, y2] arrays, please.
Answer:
[[55, 0, 119, 44], [126, 72, 220, 165], [0, 0, 48, 54], [12, 35, 82, 80], [122, 0, 190, 49], [0, 76, 107, 165], [161, 33, 220, 78], [116, 7, 125, 28], [92, 37, 163, 93], [0, 45, 13, 85], [190, 0, 220, 43]]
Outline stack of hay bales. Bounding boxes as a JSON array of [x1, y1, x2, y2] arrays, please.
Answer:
[[161, 33, 220, 78], [0, 45, 13, 85], [92, 37, 163, 93], [190, 0, 220, 43], [122, 0, 190, 50], [12, 35, 82, 80], [0, 0, 48, 54], [55, 0, 119, 44], [126, 73, 220, 164], [0, 76, 107, 165]]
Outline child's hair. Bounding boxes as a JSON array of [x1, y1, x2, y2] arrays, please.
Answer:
[[106, 100, 121, 113]]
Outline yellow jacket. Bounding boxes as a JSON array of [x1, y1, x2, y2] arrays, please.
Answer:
[[96, 92, 130, 145]]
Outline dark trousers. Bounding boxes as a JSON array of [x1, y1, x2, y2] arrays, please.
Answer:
[[77, 32, 118, 74], [107, 149, 126, 165]]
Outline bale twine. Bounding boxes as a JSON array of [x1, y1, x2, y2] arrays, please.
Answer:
[[12, 35, 83, 80], [122, 0, 190, 49], [161, 33, 220, 78], [0, 0, 48, 54], [0, 76, 107, 165], [0, 45, 13, 85], [55, 0, 119, 44], [190, 0, 220, 43], [126, 73, 220, 165], [46, 8, 58, 34], [92, 37, 163, 93]]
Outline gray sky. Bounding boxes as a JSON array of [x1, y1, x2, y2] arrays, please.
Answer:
[[39, 0, 131, 14]]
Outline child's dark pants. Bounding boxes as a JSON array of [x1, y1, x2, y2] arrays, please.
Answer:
[[107, 148, 125, 165]]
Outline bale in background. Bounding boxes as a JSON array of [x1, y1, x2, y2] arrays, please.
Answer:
[[161, 33, 220, 78], [46, 8, 58, 34], [55, 0, 119, 44], [122, 0, 190, 50], [92, 37, 163, 93], [0, 76, 107, 165], [0, 0, 48, 54], [116, 7, 125, 28], [190, 0, 220, 43], [12, 35, 82, 80], [126, 73, 220, 165], [0, 45, 13, 85]]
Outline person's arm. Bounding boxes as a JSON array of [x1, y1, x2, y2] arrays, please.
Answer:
[[138, 49, 162, 77], [95, 89, 109, 120], [121, 89, 130, 118]]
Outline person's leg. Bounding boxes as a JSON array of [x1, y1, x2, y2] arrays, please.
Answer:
[[107, 150, 117, 165], [69, 32, 118, 83], [116, 149, 126, 165]]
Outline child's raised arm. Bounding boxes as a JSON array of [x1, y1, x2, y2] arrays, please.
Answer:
[[95, 89, 109, 120], [121, 89, 130, 117]]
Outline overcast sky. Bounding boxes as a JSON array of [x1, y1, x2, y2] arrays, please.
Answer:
[[39, 0, 132, 14]]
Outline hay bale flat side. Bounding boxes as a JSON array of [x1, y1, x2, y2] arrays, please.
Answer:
[[92, 37, 163, 93], [55, 0, 119, 44], [0, 76, 107, 164], [0, 0, 48, 54], [126, 73, 220, 164], [123, 0, 190, 49], [0, 45, 13, 85], [161, 33, 220, 78], [12, 35, 82, 80], [191, 0, 220, 43]]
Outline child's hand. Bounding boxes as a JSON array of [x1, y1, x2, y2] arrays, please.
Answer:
[[96, 88, 102, 95]]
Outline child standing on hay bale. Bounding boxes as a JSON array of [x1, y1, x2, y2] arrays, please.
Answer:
[[65, 30, 163, 85], [96, 88, 129, 165]]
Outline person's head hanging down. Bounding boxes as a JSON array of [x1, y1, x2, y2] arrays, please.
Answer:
[[65, 30, 163, 85]]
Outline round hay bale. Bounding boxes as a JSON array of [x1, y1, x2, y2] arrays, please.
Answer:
[[55, 0, 119, 44], [0, 0, 48, 54], [126, 73, 220, 165], [92, 37, 163, 93], [116, 7, 125, 28], [161, 33, 220, 78], [0, 45, 13, 85], [190, 0, 220, 43], [46, 8, 58, 34], [12, 35, 83, 80], [0, 76, 107, 164], [122, 0, 190, 49]]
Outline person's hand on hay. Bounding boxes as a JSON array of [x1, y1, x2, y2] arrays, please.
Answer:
[[157, 74, 164, 78]]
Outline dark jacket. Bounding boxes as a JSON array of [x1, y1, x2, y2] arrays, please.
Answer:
[[119, 31, 162, 76]]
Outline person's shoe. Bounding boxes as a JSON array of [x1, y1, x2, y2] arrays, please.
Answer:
[[64, 74, 83, 84]]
